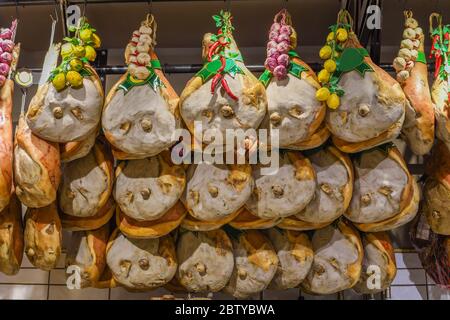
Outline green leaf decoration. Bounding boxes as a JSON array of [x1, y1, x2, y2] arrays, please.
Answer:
[[337, 47, 366, 72], [117, 67, 164, 94], [259, 69, 273, 87]]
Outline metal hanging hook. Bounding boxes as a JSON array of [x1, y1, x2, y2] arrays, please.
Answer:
[[148, 0, 153, 14], [82, 0, 87, 17], [14, 0, 20, 21]]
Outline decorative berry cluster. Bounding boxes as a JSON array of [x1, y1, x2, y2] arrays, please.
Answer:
[[0, 20, 17, 88], [127, 16, 156, 80], [264, 13, 293, 80], [49, 17, 101, 91]]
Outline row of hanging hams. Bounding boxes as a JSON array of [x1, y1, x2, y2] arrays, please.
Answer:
[[0, 8, 449, 293]]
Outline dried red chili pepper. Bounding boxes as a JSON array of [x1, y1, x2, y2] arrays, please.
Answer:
[[221, 78, 238, 101]]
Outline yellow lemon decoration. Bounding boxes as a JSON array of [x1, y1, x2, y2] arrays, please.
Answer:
[[319, 45, 332, 60], [66, 71, 83, 88], [318, 69, 330, 83], [324, 59, 337, 73], [52, 73, 66, 91], [92, 33, 101, 49], [80, 29, 93, 42], [74, 45, 86, 58], [326, 32, 335, 42], [327, 93, 340, 109], [85, 45, 97, 62], [61, 43, 74, 58], [69, 59, 83, 71], [336, 28, 348, 42], [316, 87, 331, 101]]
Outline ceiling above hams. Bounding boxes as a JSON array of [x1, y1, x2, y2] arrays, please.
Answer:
[[1, 0, 449, 49]]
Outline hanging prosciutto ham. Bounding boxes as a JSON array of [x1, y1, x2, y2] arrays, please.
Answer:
[[26, 18, 103, 143], [317, 10, 406, 153], [102, 15, 180, 159], [429, 13, 450, 154], [179, 11, 267, 147], [0, 20, 19, 212], [260, 9, 328, 150], [345, 144, 419, 232], [393, 11, 434, 155]]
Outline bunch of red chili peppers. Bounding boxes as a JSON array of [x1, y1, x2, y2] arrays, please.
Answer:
[[207, 29, 238, 101]]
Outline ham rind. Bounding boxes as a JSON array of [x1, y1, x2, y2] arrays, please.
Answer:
[[106, 229, 177, 290], [423, 142, 450, 235], [0, 195, 23, 276], [14, 113, 61, 208], [176, 229, 234, 292], [0, 79, 14, 212], [223, 230, 278, 298], [301, 219, 363, 294], [353, 232, 397, 294], [114, 155, 185, 222], [24, 203, 62, 270], [65, 223, 110, 288]]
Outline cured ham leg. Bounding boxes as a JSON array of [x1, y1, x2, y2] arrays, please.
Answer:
[[394, 11, 434, 155]]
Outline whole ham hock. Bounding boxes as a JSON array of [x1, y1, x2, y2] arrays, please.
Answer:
[[102, 15, 180, 159], [14, 113, 61, 208], [345, 144, 419, 232], [260, 9, 329, 150], [423, 141, 450, 235], [393, 11, 434, 155], [245, 151, 315, 220], [301, 219, 363, 295], [179, 11, 267, 147], [317, 10, 406, 153], [176, 229, 234, 293], [0, 20, 19, 212], [24, 203, 62, 270], [266, 228, 313, 290], [65, 223, 110, 288], [223, 229, 278, 298], [181, 161, 253, 231], [353, 232, 397, 294], [59, 138, 114, 231], [0, 195, 23, 275], [26, 18, 103, 143], [106, 228, 177, 290]]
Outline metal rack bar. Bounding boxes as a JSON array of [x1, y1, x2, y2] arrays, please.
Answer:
[[0, 0, 230, 7], [28, 62, 415, 74]]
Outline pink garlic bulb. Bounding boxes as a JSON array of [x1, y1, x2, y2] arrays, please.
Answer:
[[265, 57, 278, 70], [269, 31, 279, 41], [0, 75, 5, 87], [277, 33, 290, 43], [0, 52, 12, 64], [277, 53, 289, 67], [273, 65, 287, 79], [0, 29, 12, 40], [0, 63, 10, 76], [267, 47, 278, 57], [267, 40, 278, 50], [276, 40, 289, 53], [270, 22, 281, 33], [279, 25, 292, 36], [0, 39, 14, 53]]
